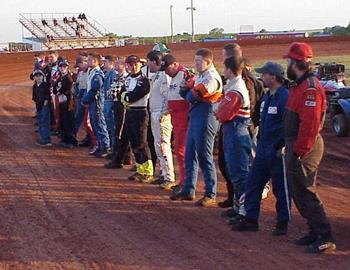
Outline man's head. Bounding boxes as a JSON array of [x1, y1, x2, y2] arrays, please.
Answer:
[[125, 55, 142, 75], [255, 61, 285, 89], [48, 50, 59, 64], [88, 53, 101, 69], [104, 55, 115, 71], [223, 43, 242, 60], [32, 69, 45, 84], [75, 55, 88, 71], [34, 52, 45, 61], [58, 59, 69, 74], [146, 50, 163, 73], [115, 56, 126, 74], [194, 48, 213, 73], [159, 54, 178, 77], [223, 56, 244, 80], [283, 42, 313, 81]]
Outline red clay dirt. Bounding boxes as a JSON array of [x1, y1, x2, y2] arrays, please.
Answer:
[[0, 38, 349, 269]]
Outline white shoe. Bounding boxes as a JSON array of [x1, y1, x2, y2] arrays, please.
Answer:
[[261, 184, 271, 200]]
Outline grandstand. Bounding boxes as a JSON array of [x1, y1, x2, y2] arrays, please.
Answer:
[[19, 13, 111, 50]]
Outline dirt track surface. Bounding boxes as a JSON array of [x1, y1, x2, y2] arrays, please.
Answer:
[[0, 39, 349, 269]]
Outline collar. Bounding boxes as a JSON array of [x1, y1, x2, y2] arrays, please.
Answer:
[[268, 85, 284, 97], [130, 71, 143, 78]]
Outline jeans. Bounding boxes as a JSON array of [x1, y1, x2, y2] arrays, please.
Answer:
[[89, 101, 110, 149], [37, 104, 51, 144], [222, 117, 252, 214], [182, 103, 218, 198], [103, 100, 115, 149]]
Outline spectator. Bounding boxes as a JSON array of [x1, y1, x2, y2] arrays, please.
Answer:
[[32, 69, 52, 147]]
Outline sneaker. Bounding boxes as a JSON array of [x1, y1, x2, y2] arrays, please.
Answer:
[[272, 221, 288, 236], [152, 176, 165, 185], [228, 214, 244, 226], [140, 175, 154, 184], [261, 184, 271, 200], [64, 143, 74, 149], [59, 141, 73, 148], [304, 239, 336, 254], [105, 153, 114, 160], [171, 184, 182, 194], [170, 191, 195, 201], [293, 232, 318, 246], [104, 161, 123, 169], [232, 217, 259, 232], [94, 148, 109, 158], [89, 146, 98, 155], [221, 208, 239, 218], [78, 138, 92, 147], [36, 141, 52, 147], [128, 173, 143, 182], [159, 181, 176, 190], [195, 196, 216, 207], [218, 199, 234, 208]]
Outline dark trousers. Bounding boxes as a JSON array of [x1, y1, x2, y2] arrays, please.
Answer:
[[125, 108, 151, 165], [59, 102, 77, 145], [112, 101, 130, 164], [285, 135, 332, 238]]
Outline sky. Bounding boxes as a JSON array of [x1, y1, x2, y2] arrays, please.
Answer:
[[1, 0, 350, 42]]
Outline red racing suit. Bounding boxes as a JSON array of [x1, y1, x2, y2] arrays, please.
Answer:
[[284, 74, 326, 157]]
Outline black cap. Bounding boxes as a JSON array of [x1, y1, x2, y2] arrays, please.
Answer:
[[255, 61, 285, 79], [32, 69, 45, 77], [58, 59, 69, 67], [160, 54, 176, 71]]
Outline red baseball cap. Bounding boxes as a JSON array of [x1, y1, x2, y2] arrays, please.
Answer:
[[283, 42, 313, 61]]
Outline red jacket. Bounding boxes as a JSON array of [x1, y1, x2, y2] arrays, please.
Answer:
[[284, 74, 326, 157]]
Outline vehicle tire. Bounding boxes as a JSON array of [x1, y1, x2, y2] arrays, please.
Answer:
[[332, 114, 348, 137]]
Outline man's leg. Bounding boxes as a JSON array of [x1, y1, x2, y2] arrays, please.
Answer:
[[151, 112, 175, 184], [103, 100, 115, 149], [195, 113, 218, 199]]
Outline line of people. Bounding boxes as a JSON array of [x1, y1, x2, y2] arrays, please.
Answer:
[[31, 42, 336, 254]]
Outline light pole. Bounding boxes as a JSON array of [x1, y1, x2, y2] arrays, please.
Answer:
[[186, 0, 196, 42], [170, 5, 174, 43]]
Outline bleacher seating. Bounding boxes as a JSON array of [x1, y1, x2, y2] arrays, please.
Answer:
[[19, 13, 110, 50]]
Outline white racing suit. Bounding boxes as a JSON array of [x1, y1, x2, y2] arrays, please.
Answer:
[[149, 71, 175, 183]]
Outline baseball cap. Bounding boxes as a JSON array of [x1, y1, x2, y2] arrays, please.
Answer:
[[153, 43, 171, 53], [58, 59, 69, 67], [32, 69, 45, 77], [283, 42, 313, 61], [160, 54, 176, 71], [125, 55, 141, 64], [255, 61, 285, 79]]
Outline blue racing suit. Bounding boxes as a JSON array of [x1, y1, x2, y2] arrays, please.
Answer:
[[82, 66, 110, 150], [244, 85, 291, 222]]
